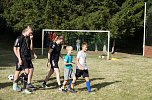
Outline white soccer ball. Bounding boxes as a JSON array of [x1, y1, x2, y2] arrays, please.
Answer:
[[98, 56, 101, 58], [8, 75, 14, 81], [102, 56, 105, 59]]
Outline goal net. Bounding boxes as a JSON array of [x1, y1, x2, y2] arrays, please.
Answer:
[[42, 29, 110, 60]]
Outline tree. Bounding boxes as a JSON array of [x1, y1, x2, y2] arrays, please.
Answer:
[[109, 0, 145, 38], [0, 0, 147, 49]]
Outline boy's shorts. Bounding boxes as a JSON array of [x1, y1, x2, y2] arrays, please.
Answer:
[[16, 57, 33, 71], [75, 69, 89, 78], [64, 68, 75, 80]]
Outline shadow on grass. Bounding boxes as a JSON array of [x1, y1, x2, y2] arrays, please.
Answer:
[[78, 81, 121, 91], [0, 67, 9, 70], [0, 82, 12, 89], [75, 78, 105, 86], [33, 77, 121, 92], [34, 77, 106, 90], [35, 76, 64, 83], [34, 76, 65, 90]]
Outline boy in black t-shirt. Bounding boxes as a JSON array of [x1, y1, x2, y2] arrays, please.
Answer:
[[13, 26, 37, 94]]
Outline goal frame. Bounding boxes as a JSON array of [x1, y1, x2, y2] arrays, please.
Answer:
[[42, 29, 110, 60]]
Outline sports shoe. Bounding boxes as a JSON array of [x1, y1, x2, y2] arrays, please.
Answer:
[[59, 87, 67, 93], [68, 87, 76, 93], [69, 88, 76, 93], [22, 89, 32, 94], [88, 91, 96, 94], [27, 83, 36, 88], [42, 83, 50, 89], [61, 85, 68, 91], [13, 83, 21, 91]]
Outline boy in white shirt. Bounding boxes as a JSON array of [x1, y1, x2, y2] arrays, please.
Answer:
[[76, 42, 92, 93]]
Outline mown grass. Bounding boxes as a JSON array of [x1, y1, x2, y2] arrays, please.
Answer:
[[0, 48, 152, 100]]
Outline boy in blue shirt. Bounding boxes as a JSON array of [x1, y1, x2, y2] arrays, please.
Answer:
[[62, 46, 76, 93]]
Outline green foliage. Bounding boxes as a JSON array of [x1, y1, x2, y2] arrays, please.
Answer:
[[0, 0, 146, 38], [109, 0, 145, 38]]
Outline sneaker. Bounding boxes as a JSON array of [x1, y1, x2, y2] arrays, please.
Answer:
[[27, 83, 36, 89], [59, 87, 67, 93], [13, 83, 21, 91], [68, 87, 76, 93], [42, 83, 50, 89], [88, 91, 96, 94], [22, 89, 32, 94], [61, 86, 68, 91]]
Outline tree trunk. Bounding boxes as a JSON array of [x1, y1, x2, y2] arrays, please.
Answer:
[[95, 43, 98, 52], [111, 39, 115, 54]]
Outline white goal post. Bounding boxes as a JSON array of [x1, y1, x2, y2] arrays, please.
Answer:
[[42, 29, 110, 60]]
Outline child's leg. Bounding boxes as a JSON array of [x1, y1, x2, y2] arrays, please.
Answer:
[[62, 80, 68, 89], [22, 68, 29, 89], [83, 70, 91, 92], [44, 68, 54, 83], [28, 68, 34, 84], [72, 69, 81, 88], [69, 70, 77, 89], [54, 68, 62, 87], [85, 77, 91, 92], [71, 76, 76, 89], [13, 71, 22, 91], [14, 72, 25, 83], [14, 71, 20, 82]]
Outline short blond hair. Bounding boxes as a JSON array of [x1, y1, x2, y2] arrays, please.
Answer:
[[66, 46, 73, 51]]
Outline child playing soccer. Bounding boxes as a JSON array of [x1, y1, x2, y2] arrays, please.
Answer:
[[76, 42, 93, 93], [62, 46, 76, 93]]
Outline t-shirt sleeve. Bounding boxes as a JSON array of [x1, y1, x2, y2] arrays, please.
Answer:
[[64, 55, 68, 62], [77, 52, 81, 59], [14, 37, 21, 47]]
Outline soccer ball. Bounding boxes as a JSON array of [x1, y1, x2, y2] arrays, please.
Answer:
[[8, 75, 14, 81], [98, 56, 101, 58], [102, 56, 105, 59]]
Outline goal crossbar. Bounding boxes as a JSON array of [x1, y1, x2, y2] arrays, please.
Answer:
[[42, 29, 110, 60]]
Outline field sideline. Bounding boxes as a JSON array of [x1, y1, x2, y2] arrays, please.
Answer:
[[0, 48, 152, 100]]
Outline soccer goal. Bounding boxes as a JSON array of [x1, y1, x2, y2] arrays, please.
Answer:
[[143, 2, 152, 58], [42, 29, 110, 60]]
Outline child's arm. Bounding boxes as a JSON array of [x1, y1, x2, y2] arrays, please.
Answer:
[[64, 55, 76, 66], [64, 62, 73, 65], [76, 58, 84, 70], [13, 38, 22, 65], [47, 47, 53, 67], [29, 35, 37, 59], [48, 48, 53, 62], [13, 47, 22, 65]]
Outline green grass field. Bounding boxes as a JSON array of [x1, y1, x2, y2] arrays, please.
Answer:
[[0, 48, 152, 100]]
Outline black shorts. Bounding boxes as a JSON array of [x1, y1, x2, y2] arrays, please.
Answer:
[[75, 69, 89, 78], [50, 60, 59, 69], [16, 57, 33, 71]]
